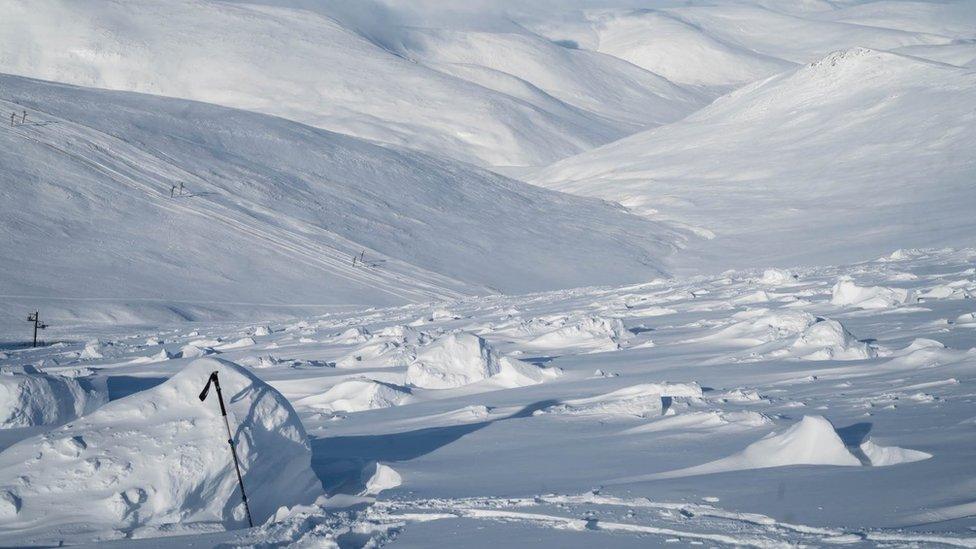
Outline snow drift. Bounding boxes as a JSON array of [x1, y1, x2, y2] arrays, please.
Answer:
[[535, 383, 703, 418], [296, 379, 412, 413], [0, 358, 322, 541], [0, 365, 105, 428], [525, 315, 633, 352], [635, 416, 930, 481], [791, 319, 876, 361], [406, 332, 559, 389], [644, 416, 861, 480], [831, 278, 913, 309]]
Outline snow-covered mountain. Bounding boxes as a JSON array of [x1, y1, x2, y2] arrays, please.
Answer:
[[533, 47, 976, 271], [2, 1, 976, 548], [0, 73, 681, 327], [0, 0, 705, 167]]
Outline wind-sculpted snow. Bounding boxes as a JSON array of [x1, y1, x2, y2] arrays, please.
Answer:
[[831, 277, 913, 309], [0, 358, 322, 542], [0, 2, 975, 545], [0, 248, 974, 546], [298, 379, 413, 413], [0, 365, 105, 428], [405, 332, 560, 389]]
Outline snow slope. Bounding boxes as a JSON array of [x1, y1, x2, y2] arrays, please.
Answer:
[[534, 47, 976, 271], [0, 0, 705, 167], [0, 73, 681, 329], [395, 26, 704, 130], [527, 9, 796, 89]]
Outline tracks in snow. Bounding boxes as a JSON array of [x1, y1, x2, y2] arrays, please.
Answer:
[[366, 493, 976, 548]]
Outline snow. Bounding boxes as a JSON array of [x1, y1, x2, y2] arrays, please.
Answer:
[[0, 248, 974, 546], [525, 315, 633, 352], [535, 383, 702, 418], [1, 0, 975, 546], [0, 358, 322, 542], [360, 463, 403, 497], [831, 277, 912, 309], [298, 379, 412, 414], [0, 365, 105, 427], [859, 438, 931, 467], [759, 268, 797, 286], [533, 46, 976, 272], [0, 71, 681, 328], [0, 0, 707, 167], [405, 332, 556, 390], [639, 416, 864, 480], [791, 319, 877, 361]]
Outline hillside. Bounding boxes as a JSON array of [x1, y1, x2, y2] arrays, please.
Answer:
[[0, 74, 682, 329], [533, 48, 976, 271], [0, 0, 705, 167]]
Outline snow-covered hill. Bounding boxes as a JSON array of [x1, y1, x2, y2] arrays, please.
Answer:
[[533, 47, 976, 272], [0, 0, 705, 167], [526, 9, 797, 89], [0, 74, 682, 330]]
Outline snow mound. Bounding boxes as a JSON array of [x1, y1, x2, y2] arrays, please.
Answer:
[[737, 416, 862, 467], [647, 416, 861, 480], [216, 337, 256, 350], [79, 341, 105, 360], [624, 410, 773, 434], [918, 283, 972, 301], [527, 315, 632, 352], [296, 379, 412, 413], [178, 344, 218, 359], [376, 325, 433, 345], [831, 277, 912, 309], [129, 348, 173, 364], [325, 327, 371, 345], [359, 462, 402, 496], [759, 268, 797, 285], [0, 358, 322, 538], [883, 338, 965, 370], [239, 355, 292, 369], [701, 310, 818, 346], [0, 365, 105, 428], [859, 439, 932, 467], [336, 340, 415, 369], [731, 290, 771, 305], [406, 332, 557, 389], [535, 383, 702, 418], [791, 319, 876, 361]]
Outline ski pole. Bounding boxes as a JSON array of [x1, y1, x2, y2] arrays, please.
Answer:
[[199, 371, 254, 528]]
